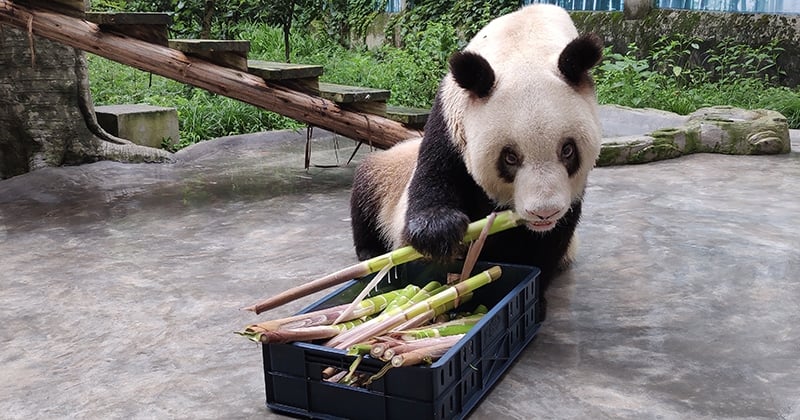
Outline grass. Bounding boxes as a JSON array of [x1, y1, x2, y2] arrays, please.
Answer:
[[87, 54, 302, 150], [88, 23, 800, 150]]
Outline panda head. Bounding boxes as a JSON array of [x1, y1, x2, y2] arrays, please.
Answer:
[[440, 5, 603, 233]]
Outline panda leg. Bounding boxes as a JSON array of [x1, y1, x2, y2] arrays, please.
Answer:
[[351, 218, 390, 261], [558, 232, 579, 270], [350, 186, 391, 261]]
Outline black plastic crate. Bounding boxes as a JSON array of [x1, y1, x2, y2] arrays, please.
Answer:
[[262, 260, 542, 420]]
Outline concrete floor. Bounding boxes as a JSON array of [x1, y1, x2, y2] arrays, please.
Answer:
[[1, 112, 799, 419]]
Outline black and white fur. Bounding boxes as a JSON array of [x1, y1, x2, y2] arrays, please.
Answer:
[[350, 5, 603, 290]]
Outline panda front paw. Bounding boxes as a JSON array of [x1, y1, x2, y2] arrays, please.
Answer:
[[404, 208, 470, 261]]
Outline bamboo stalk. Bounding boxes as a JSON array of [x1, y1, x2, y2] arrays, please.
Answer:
[[397, 314, 483, 340], [325, 266, 502, 349], [331, 262, 394, 325], [250, 286, 412, 332], [243, 246, 421, 314], [459, 212, 497, 281], [238, 317, 365, 344], [383, 334, 465, 362], [390, 293, 469, 332], [390, 341, 459, 367], [244, 211, 521, 314]]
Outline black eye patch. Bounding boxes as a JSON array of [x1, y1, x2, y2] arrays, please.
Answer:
[[496, 145, 521, 183], [560, 138, 580, 176]]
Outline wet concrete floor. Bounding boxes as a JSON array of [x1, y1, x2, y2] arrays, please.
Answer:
[[1, 114, 799, 419]]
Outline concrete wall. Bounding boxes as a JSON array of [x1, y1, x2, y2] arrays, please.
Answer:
[[365, 7, 800, 87], [571, 9, 800, 87]]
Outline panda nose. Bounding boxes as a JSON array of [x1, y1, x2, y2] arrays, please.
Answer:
[[527, 208, 561, 220]]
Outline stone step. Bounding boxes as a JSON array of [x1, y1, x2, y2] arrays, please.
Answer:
[[168, 39, 251, 71], [86, 12, 171, 46], [318, 82, 390, 114], [385, 105, 430, 128], [95, 104, 179, 150], [247, 60, 323, 94]]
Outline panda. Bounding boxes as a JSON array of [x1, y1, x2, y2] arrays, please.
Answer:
[[350, 4, 603, 292]]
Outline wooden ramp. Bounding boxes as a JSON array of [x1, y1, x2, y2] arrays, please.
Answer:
[[0, 1, 425, 149]]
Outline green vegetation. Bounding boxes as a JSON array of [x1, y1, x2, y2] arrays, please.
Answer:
[[87, 9, 800, 149], [593, 34, 800, 128]]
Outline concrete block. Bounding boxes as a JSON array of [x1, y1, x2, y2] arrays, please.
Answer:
[[95, 104, 179, 149]]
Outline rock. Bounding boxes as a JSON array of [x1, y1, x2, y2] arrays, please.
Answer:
[[598, 106, 790, 166]]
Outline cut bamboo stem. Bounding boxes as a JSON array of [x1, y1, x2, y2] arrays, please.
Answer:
[[244, 211, 521, 314], [325, 266, 502, 350], [250, 286, 412, 331], [459, 212, 497, 281]]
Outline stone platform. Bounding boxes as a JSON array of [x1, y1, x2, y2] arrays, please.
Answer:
[[1, 109, 798, 419]]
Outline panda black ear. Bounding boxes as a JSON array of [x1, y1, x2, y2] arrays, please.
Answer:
[[449, 51, 495, 98], [558, 33, 604, 86]]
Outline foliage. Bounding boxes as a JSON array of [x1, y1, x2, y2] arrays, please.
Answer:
[[387, 0, 517, 47], [242, 23, 450, 108], [594, 34, 800, 128]]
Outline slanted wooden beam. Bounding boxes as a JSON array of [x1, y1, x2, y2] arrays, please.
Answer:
[[0, 1, 420, 149]]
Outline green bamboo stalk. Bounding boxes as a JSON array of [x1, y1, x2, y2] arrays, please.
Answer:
[[325, 266, 502, 350], [398, 314, 483, 340], [386, 281, 441, 313], [328, 285, 451, 350], [346, 343, 374, 356], [245, 287, 410, 332], [390, 293, 471, 332], [342, 355, 363, 385], [243, 211, 521, 314]]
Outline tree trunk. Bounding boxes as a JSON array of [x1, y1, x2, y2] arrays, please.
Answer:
[[0, 14, 170, 179], [200, 0, 215, 39], [283, 0, 294, 63]]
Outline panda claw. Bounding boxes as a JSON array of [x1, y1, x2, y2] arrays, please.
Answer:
[[404, 209, 470, 261]]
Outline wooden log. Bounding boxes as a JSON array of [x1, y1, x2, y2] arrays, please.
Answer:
[[0, 1, 420, 149]]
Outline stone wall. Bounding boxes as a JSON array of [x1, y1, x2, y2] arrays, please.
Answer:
[[571, 9, 800, 87], [364, 7, 800, 87]]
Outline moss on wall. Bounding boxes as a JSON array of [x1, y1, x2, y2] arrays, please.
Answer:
[[570, 10, 800, 87]]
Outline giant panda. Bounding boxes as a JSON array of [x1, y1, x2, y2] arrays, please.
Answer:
[[350, 4, 603, 292]]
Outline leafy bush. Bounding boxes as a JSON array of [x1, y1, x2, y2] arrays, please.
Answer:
[[594, 35, 800, 128]]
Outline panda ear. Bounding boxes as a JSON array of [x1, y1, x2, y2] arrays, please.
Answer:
[[558, 33, 604, 86], [449, 51, 496, 98]]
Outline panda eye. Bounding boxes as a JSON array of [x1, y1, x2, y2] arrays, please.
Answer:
[[503, 150, 520, 166], [561, 142, 575, 160]]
